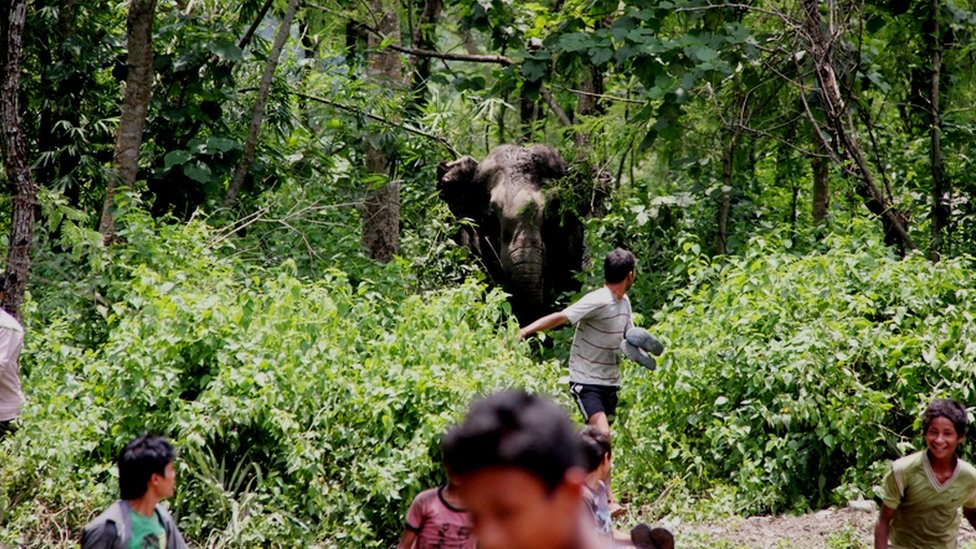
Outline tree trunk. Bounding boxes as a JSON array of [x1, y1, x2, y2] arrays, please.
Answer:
[[224, 0, 301, 208], [812, 154, 830, 224], [360, 0, 403, 263], [927, 0, 947, 261], [100, 0, 155, 231], [408, 0, 441, 114], [0, 0, 36, 318], [716, 131, 739, 255], [573, 64, 604, 150], [799, 0, 916, 251], [99, 0, 157, 241], [519, 85, 538, 142]]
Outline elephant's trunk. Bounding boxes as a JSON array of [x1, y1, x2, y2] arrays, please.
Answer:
[[506, 235, 546, 310]]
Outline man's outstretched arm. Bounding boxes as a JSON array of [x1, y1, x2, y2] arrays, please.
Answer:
[[519, 312, 569, 339]]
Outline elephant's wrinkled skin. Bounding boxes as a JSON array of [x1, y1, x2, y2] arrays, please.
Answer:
[[437, 144, 587, 322]]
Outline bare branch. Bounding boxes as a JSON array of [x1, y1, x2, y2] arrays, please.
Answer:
[[385, 43, 514, 65], [553, 85, 644, 105], [238, 0, 274, 50], [287, 90, 459, 158], [539, 86, 572, 126]]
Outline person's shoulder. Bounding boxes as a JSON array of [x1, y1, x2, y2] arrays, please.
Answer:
[[154, 502, 177, 524], [0, 310, 22, 334], [81, 501, 125, 545], [411, 487, 440, 506], [957, 457, 976, 480], [580, 287, 614, 304], [83, 501, 125, 529], [893, 450, 925, 467], [891, 450, 925, 474]]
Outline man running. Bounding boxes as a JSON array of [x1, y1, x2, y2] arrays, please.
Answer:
[[519, 248, 635, 435]]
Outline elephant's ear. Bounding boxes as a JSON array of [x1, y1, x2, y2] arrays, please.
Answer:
[[437, 156, 486, 220], [437, 156, 479, 191], [529, 145, 568, 181]]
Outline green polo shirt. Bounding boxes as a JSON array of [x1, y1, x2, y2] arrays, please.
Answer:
[[881, 451, 976, 549]]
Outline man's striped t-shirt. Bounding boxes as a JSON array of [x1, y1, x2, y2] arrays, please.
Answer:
[[563, 286, 632, 387]]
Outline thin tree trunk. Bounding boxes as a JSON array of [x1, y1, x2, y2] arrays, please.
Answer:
[[790, 182, 799, 235], [99, 0, 157, 241], [408, 0, 441, 114], [360, 0, 403, 263], [573, 65, 603, 150], [716, 131, 739, 255], [928, 0, 947, 261], [812, 154, 830, 224], [520, 86, 538, 142], [238, 0, 274, 51], [224, 0, 301, 208], [799, 0, 916, 251], [0, 0, 37, 317]]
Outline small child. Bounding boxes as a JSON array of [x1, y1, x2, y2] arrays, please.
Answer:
[[874, 398, 976, 549], [579, 427, 674, 549], [396, 473, 476, 549], [579, 426, 614, 537]]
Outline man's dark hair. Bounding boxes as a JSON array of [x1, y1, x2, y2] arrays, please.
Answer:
[[578, 426, 611, 473], [923, 399, 968, 438], [441, 390, 584, 492], [118, 434, 176, 500], [604, 249, 636, 283]]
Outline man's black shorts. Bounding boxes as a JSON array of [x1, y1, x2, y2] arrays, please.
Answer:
[[569, 382, 619, 422]]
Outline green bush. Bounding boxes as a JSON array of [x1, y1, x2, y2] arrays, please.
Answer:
[[616, 225, 976, 514], [0, 213, 560, 547]]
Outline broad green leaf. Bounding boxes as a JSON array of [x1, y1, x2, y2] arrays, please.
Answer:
[[206, 136, 241, 153], [164, 150, 192, 168], [183, 161, 212, 183], [208, 40, 243, 61], [557, 32, 591, 53]]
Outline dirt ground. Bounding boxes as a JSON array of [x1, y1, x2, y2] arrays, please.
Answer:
[[647, 503, 976, 548]]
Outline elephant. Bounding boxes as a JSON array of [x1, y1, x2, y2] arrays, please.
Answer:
[[437, 144, 589, 323]]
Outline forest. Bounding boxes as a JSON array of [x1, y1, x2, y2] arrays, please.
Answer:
[[0, 0, 975, 547]]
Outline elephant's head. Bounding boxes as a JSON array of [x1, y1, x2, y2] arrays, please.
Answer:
[[438, 145, 567, 320]]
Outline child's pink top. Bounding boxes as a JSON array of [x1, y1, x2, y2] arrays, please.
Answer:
[[405, 486, 477, 549]]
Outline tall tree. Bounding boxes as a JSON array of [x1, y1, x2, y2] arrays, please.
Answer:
[[225, 0, 301, 207], [927, 0, 947, 261], [360, 0, 403, 263], [799, 0, 916, 251], [0, 0, 36, 317], [98, 0, 157, 240]]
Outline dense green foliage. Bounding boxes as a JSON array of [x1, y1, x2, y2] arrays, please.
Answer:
[[617, 224, 976, 513], [0, 212, 559, 547]]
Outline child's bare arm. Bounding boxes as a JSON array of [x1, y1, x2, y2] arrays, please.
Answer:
[[873, 505, 896, 549], [395, 529, 417, 549]]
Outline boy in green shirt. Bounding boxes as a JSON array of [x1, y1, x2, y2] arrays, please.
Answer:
[[875, 399, 976, 549], [81, 434, 187, 549]]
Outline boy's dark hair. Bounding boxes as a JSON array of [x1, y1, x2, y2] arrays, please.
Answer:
[[578, 426, 611, 473], [441, 390, 583, 493], [118, 434, 176, 500], [923, 399, 968, 438], [604, 249, 636, 283]]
